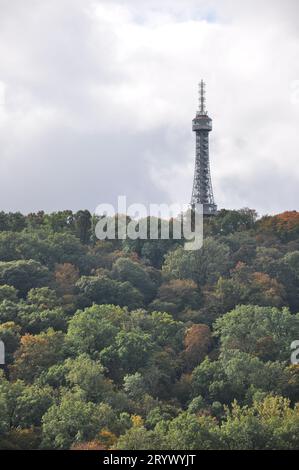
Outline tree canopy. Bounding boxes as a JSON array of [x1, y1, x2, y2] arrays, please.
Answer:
[[0, 208, 298, 450]]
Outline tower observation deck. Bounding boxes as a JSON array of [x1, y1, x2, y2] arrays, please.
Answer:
[[191, 81, 217, 215]]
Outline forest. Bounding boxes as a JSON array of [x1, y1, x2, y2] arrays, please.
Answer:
[[0, 208, 298, 450]]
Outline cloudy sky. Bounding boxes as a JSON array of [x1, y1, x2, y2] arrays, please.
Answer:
[[0, 0, 299, 216]]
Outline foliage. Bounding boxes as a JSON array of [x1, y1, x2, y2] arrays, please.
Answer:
[[214, 305, 299, 361], [0, 208, 298, 450], [162, 238, 230, 286], [0, 260, 51, 297], [42, 396, 117, 449]]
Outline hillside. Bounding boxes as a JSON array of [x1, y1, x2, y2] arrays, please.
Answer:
[[0, 208, 298, 450]]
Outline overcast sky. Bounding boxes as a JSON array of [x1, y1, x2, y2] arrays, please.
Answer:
[[0, 0, 299, 216]]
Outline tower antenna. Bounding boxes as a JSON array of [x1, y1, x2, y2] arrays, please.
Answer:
[[199, 80, 207, 115]]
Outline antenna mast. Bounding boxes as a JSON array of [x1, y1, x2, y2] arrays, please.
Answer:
[[199, 80, 207, 115]]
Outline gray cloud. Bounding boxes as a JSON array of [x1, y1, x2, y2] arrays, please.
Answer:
[[0, 0, 299, 215]]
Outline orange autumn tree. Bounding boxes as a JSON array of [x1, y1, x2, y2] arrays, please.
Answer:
[[70, 429, 117, 450], [257, 211, 299, 241], [183, 324, 212, 371], [54, 263, 79, 295], [10, 329, 65, 382]]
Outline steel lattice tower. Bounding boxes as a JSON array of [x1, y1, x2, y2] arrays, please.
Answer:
[[191, 80, 217, 215]]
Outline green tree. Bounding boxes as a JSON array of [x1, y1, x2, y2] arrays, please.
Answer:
[[65, 354, 113, 403], [111, 258, 157, 303], [0, 260, 51, 297], [0, 374, 10, 436], [0, 285, 18, 302], [100, 330, 155, 376], [162, 238, 230, 286], [67, 305, 123, 357], [75, 275, 144, 309], [123, 372, 148, 401], [42, 396, 117, 449], [74, 210, 92, 244], [12, 384, 54, 428], [210, 208, 257, 236], [219, 395, 299, 450], [115, 425, 164, 450], [18, 307, 68, 334], [214, 305, 299, 361], [130, 310, 184, 352], [161, 412, 220, 450], [192, 352, 290, 405], [27, 288, 59, 309]]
